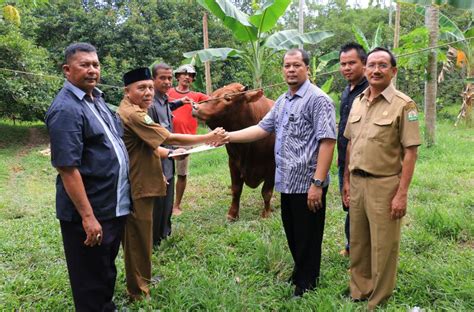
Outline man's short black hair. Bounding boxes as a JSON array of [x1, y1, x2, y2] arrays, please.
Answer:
[[151, 63, 172, 79], [64, 43, 97, 64], [283, 48, 310, 66], [339, 42, 367, 64], [367, 47, 397, 67]]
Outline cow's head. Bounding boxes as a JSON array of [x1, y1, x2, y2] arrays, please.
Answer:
[[192, 83, 263, 122]]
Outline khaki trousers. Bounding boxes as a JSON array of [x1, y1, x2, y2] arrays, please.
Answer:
[[123, 197, 155, 300], [349, 174, 401, 310]]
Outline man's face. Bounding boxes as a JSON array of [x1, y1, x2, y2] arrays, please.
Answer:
[[176, 72, 194, 88], [125, 80, 155, 110], [339, 49, 365, 84], [365, 51, 397, 90], [153, 68, 173, 95], [63, 51, 100, 94], [283, 52, 309, 88]]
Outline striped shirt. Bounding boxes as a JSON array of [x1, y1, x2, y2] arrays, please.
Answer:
[[258, 79, 336, 194]]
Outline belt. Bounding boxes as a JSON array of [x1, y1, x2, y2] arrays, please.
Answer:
[[352, 169, 377, 178]]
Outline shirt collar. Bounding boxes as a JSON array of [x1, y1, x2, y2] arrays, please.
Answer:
[[380, 83, 396, 102], [64, 80, 103, 101], [154, 92, 168, 105], [360, 83, 395, 103], [346, 77, 367, 93], [354, 77, 368, 89], [285, 79, 311, 100], [121, 96, 146, 113]]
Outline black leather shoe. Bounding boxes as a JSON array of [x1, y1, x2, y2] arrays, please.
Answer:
[[293, 286, 306, 297]]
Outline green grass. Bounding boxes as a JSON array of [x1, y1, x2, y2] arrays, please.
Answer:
[[0, 119, 473, 311]]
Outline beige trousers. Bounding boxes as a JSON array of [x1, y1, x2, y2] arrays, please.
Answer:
[[123, 197, 155, 300], [349, 174, 402, 310]]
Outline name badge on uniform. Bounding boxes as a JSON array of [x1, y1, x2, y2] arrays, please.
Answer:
[[144, 115, 154, 125]]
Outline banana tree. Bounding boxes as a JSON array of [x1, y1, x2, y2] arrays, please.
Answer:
[[352, 23, 384, 52], [184, 0, 333, 88]]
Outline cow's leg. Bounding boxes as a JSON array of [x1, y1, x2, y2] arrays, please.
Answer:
[[227, 161, 244, 221], [260, 178, 274, 218]]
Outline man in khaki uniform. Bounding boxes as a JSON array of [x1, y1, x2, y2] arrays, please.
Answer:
[[343, 47, 421, 309], [117, 67, 227, 300]]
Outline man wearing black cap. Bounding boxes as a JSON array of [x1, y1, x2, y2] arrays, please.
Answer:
[[118, 67, 228, 300]]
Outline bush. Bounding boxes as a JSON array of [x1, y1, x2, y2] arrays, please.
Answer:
[[0, 24, 61, 122]]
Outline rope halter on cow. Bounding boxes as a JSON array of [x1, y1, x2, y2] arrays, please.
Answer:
[[192, 81, 288, 109]]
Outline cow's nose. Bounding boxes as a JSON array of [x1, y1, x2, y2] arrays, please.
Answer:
[[191, 103, 199, 117]]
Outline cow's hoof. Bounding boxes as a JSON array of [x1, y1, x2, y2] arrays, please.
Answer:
[[226, 214, 239, 222], [260, 209, 273, 218]]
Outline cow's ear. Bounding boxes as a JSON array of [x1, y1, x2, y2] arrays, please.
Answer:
[[245, 89, 264, 103]]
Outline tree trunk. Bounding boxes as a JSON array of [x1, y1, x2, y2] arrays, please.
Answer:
[[392, 3, 401, 87], [298, 0, 304, 49], [424, 5, 438, 147], [203, 12, 212, 95]]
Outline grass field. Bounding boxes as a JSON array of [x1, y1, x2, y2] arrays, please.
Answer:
[[0, 118, 473, 311]]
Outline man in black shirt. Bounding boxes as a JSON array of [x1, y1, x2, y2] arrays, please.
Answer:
[[338, 42, 368, 256]]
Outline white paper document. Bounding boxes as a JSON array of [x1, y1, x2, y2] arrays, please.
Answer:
[[168, 144, 222, 157]]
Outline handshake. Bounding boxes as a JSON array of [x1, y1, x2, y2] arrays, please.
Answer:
[[206, 127, 230, 147]]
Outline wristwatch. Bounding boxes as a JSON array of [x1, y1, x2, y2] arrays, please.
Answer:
[[310, 178, 324, 187]]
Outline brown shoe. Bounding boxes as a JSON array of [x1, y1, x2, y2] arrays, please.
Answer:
[[339, 248, 350, 257], [172, 208, 183, 216]]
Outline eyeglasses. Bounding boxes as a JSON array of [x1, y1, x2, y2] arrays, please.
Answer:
[[366, 63, 391, 70]]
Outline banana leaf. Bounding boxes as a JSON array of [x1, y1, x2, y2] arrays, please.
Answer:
[[183, 47, 242, 62], [197, 0, 257, 42], [265, 30, 333, 51], [249, 0, 291, 34], [351, 25, 370, 52]]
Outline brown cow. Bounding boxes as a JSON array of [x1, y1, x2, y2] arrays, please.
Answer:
[[192, 83, 275, 221]]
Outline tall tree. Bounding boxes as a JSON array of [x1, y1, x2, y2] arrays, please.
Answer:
[[425, 5, 439, 146]]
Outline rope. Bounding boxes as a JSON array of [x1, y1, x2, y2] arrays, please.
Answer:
[[195, 82, 288, 104]]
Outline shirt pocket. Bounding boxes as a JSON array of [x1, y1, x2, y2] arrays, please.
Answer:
[[83, 118, 108, 145], [368, 118, 394, 142], [289, 114, 311, 138], [347, 115, 362, 138]]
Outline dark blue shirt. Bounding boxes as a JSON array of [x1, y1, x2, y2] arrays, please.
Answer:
[[337, 77, 368, 168], [45, 81, 131, 222]]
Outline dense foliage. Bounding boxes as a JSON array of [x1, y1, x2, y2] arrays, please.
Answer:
[[0, 0, 472, 121]]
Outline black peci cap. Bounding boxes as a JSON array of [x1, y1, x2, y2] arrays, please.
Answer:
[[123, 67, 152, 86]]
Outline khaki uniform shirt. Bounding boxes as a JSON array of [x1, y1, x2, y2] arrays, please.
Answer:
[[343, 84, 421, 176], [117, 98, 170, 200]]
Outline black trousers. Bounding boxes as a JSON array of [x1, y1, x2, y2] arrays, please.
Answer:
[[60, 216, 126, 312], [281, 187, 327, 291], [153, 176, 174, 246]]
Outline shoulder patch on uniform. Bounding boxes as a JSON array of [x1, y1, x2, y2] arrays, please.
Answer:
[[405, 102, 418, 121], [407, 109, 418, 121], [144, 114, 154, 125]]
